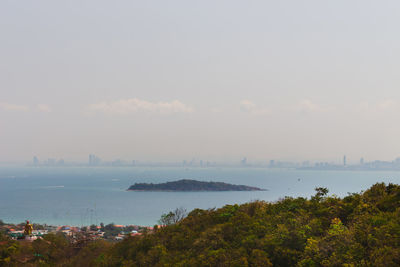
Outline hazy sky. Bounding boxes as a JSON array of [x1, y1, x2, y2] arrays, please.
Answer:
[[2, 1, 400, 163]]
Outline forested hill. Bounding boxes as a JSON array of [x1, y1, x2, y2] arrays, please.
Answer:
[[127, 179, 264, 191], [1, 183, 399, 266], [116, 183, 400, 266]]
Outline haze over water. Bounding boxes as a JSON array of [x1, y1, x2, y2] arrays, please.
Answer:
[[1, 166, 399, 226], [3, 1, 400, 163]]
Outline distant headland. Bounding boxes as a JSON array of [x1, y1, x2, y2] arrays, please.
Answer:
[[127, 179, 265, 192]]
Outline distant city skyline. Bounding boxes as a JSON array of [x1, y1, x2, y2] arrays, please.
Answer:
[[20, 154, 400, 171], [3, 1, 400, 162]]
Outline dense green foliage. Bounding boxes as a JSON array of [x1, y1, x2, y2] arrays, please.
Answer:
[[112, 183, 400, 266], [1, 183, 399, 266], [128, 179, 263, 191]]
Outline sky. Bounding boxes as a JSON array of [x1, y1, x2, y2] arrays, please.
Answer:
[[2, 0, 400, 163]]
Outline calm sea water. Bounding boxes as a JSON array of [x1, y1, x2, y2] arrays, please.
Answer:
[[0, 166, 399, 226]]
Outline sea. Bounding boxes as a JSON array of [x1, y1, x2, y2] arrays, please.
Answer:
[[0, 166, 399, 226]]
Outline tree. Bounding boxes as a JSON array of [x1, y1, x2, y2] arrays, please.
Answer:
[[158, 207, 187, 226], [315, 187, 329, 198]]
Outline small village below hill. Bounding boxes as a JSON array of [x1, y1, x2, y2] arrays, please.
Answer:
[[0, 220, 161, 243]]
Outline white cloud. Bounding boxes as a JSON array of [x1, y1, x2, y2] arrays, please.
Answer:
[[377, 99, 397, 111], [88, 98, 194, 114], [37, 104, 52, 112], [240, 100, 256, 112], [357, 100, 397, 113], [239, 100, 269, 115], [295, 99, 327, 113], [0, 102, 29, 112]]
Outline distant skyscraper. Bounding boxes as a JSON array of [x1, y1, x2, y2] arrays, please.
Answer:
[[269, 160, 275, 167], [343, 155, 347, 166], [360, 157, 364, 165], [241, 157, 247, 166], [33, 156, 39, 166], [89, 154, 101, 166]]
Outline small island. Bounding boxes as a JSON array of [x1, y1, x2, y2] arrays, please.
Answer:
[[127, 179, 265, 192]]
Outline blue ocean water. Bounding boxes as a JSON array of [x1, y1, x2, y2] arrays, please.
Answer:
[[0, 166, 399, 226]]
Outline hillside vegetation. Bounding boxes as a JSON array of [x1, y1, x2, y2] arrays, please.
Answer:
[[1, 183, 400, 266]]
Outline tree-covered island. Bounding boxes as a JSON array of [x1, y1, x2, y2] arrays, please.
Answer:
[[127, 179, 265, 191]]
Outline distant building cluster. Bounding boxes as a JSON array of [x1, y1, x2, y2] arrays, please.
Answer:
[[298, 155, 400, 171], [88, 154, 101, 166], [182, 158, 216, 168], [32, 156, 65, 166], [3, 221, 153, 242]]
